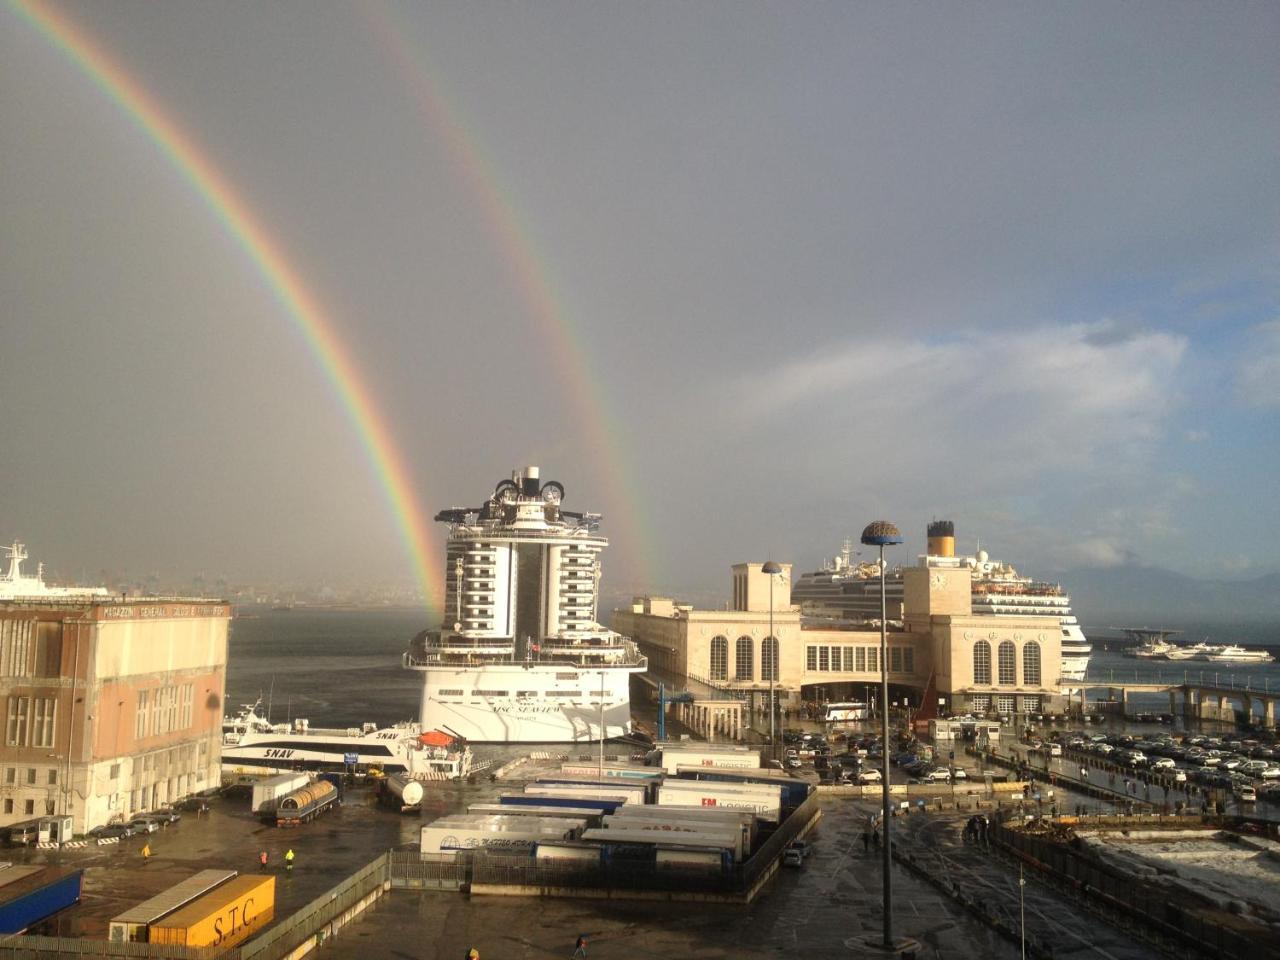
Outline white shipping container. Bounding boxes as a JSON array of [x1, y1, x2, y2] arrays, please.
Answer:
[[659, 740, 756, 753], [420, 827, 547, 855], [609, 804, 758, 846], [524, 785, 642, 805], [660, 751, 761, 774], [250, 773, 311, 813], [468, 803, 603, 825], [560, 763, 662, 780], [656, 784, 781, 822], [431, 815, 588, 836], [580, 827, 739, 861], [601, 816, 744, 860]]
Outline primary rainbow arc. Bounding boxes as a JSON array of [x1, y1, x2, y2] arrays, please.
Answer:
[[11, 0, 442, 607]]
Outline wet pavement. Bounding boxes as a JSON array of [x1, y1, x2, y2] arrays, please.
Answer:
[[319, 794, 1022, 960]]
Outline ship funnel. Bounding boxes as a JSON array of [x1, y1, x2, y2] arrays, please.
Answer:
[[927, 520, 955, 557], [519, 466, 541, 497]]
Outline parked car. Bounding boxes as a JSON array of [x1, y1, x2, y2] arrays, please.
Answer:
[[786, 756, 802, 769], [127, 816, 161, 834], [782, 848, 804, 868], [951, 768, 969, 781], [923, 769, 952, 783], [1149, 757, 1176, 769], [89, 822, 135, 840], [1233, 783, 1257, 803], [788, 841, 812, 859], [174, 796, 211, 813], [857, 770, 883, 784], [146, 807, 181, 825]]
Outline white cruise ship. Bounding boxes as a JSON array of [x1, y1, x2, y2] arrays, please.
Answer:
[[792, 522, 1093, 692], [402, 467, 647, 743]]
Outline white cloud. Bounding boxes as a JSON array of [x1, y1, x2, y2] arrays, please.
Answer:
[[735, 322, 1186, 486], [1058, 537, 1131, 568], [1235, 320, 1280, 407]]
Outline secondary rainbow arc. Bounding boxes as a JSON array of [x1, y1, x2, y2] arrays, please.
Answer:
[[365, 3, 658, 589], [11, 0, 443, 608]]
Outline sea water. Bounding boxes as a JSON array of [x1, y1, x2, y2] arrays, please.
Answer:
[[225, 607, 427, 728]]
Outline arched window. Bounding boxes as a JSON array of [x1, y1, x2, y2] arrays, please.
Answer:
[[973, 640, 991, 685], [761, 636, 779, 682], [735, 636, 754, 681], [998, 640, 1017, 685], [709, 636, 728, 681], [1023, 641, 1041, 686]]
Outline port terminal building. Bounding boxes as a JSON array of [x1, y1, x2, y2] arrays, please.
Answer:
[[0, 594, 230, 834], [614, 560, 1066, 728]]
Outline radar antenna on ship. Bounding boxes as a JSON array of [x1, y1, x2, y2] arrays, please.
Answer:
[[4, 541, 29, 582]]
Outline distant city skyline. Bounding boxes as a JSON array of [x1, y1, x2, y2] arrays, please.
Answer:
[[3, 2, 1277, 599]]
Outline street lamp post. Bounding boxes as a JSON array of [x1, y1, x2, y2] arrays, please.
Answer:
[[861, 521, 903, 952], [762, 561, 782, 765]]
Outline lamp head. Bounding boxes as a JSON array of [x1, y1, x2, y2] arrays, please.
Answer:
[[860, 521, 903, 546], [761, 561, 782, 575]]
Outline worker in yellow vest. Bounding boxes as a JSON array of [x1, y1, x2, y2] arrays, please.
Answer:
[[285, 848, 295, 871]]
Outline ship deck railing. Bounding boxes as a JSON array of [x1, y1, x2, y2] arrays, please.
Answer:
[[403, 650, 647, 670], [445, 524, 603, 541]]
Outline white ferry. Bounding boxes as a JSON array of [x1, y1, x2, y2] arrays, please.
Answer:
[[402, 466, 647, 743], [220, 700, 474, 778], [792, 522, 1093, 693]]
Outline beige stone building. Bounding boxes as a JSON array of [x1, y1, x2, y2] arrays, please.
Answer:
[[0, 597, 230, 834], [613, 561, 1066, 730]]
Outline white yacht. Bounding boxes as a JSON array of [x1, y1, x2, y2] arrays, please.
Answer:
[[402, 467, 647, 743], [792, 522, 1093, 692], [220, 700, 474, 777]]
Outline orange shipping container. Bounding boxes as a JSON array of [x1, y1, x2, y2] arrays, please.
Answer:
[[148, 875, 275, 950]]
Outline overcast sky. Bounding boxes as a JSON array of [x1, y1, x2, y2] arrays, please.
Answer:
[[3, 1, 1278, 602]]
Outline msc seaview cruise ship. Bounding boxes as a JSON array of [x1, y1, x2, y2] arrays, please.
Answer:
[[402, 467, 647, 743], [792, 521, 1092, 693]]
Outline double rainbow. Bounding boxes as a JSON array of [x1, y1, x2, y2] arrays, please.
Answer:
[[11, 0, 442, 607]]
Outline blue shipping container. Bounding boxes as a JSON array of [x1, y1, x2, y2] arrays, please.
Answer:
[[0, 868, 83, 934]]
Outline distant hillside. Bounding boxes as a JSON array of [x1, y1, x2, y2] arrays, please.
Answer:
[[1062, 566, 1280, 623]]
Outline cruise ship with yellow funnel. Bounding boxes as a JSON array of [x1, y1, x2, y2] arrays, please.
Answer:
[[792, 521, 1093, 693]]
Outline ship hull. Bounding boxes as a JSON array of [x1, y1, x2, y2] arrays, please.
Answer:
[[415, 662, 639, 743]]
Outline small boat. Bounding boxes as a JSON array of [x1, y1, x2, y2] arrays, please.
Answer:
[[1204, 644, 1274, 664]]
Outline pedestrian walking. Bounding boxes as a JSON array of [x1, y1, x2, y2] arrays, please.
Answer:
[[572, 934, 589, 959], [285, 848, 295, 871], [141, 842, 152, 865], [259, 850, 269, 871], [466, 949, 480, 960], [862, 830, 870, 852]]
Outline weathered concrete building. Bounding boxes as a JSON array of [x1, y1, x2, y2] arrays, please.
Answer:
[[0, 596, 230, 833]]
